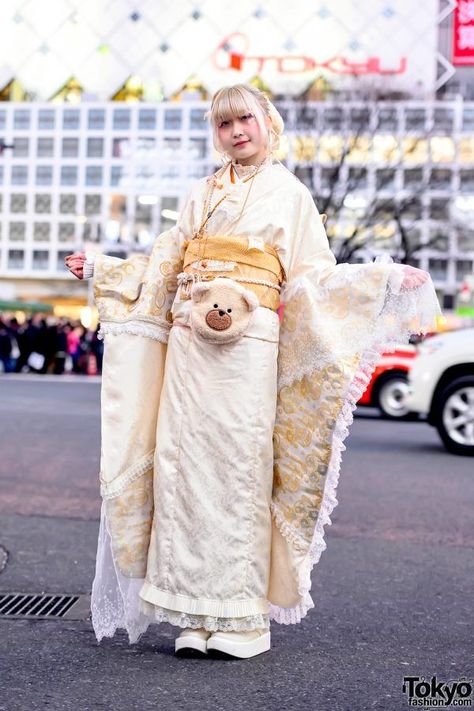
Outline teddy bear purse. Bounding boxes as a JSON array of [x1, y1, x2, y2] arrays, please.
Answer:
[[189, 277, 259, 344]]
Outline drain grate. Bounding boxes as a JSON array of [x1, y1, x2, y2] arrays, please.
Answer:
[[0, 592, 90, 619]]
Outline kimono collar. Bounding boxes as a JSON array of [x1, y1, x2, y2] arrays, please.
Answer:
[[230, 154, 274, 181]]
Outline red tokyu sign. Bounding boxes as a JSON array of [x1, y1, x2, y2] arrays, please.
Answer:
[[213, 33, 407, 75]]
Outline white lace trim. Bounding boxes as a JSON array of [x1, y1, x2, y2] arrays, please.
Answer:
[[278, 264, 441, 390], [98, 319, 170, 343], [269, 269, 441, 625], [138, 599, 270, 632], [91, 503, 271, 643], [100, 450, 155, 499]]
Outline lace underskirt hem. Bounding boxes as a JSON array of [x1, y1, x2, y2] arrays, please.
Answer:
[[139, 598, 270, 632]]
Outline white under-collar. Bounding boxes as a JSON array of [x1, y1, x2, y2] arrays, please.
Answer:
[[230, 154, 274, 180]]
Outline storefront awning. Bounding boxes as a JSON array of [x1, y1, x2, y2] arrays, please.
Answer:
[[0, 300, 53, 313]]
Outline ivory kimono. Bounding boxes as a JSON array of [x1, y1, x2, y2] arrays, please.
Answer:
[[90, 158, 441, 643]]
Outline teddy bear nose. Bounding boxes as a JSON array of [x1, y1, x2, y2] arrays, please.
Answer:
[[206, 309, 232, 331]]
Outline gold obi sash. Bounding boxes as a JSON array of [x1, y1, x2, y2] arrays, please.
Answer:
[[181, 235, 285, 311]]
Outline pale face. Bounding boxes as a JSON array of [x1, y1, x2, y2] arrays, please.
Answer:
[[216, 111, 270, 166]]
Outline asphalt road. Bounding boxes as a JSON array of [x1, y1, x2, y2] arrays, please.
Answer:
[[0, 376, 472, 711]]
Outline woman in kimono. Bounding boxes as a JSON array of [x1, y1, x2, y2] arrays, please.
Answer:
[[65, 84, 440, 659]]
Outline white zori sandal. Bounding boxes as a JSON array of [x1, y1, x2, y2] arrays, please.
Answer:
[[206, 629, 271, 659], [175, 628, 212, 655]]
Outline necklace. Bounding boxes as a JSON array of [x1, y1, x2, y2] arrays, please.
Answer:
[[195, 156, 268, 243]]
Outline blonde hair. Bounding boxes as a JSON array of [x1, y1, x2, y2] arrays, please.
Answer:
[[206, 84, 284, 161]]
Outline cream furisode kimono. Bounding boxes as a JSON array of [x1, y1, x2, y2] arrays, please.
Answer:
[[90, 159, 440, 644]]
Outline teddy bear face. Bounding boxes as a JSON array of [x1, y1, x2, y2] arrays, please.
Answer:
[[190, 277, 259, 344]]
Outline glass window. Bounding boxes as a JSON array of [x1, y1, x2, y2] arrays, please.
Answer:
[[430, 137, 455, 163], [61, 166, 78, 186], [0, 110, 6, 130], [190, 109, 205, 130], [164, 109, 182, 130], [11, 165, 28, 185], [428, 258, 447, 280], [430, 168, 452, 190], [112, 138, 131, 158], [428, 228, 448, 254], [0, 166, 3, 184], [62, 138, 79, 158], [163, 137, 181, 158], [318, 136, 344, 163], [85, 194, 101, 215], [88, 109, 105, 130], [10, 194, 27, 213], [57, 250, 71, 271], [293, 136, 316, 162], [35, 166, 53, 186], [295, 106, 318, 131], [87, 138, 104, 158], [136, 138, 156, 156], [63, 109, 80, 130], [294, 165, 314, 189], [404, 198, 423, 221], [38, 110, 55, 130], [9, 222, 26, 240], [113, 109, 131, 130], [402, 138, 428, 163], [403, 168, 424, 188], [320, 166, 337, 190], [376, 169, 396, 190], [86, 166, 103, 186], [350, 107, 371, 132], [138, 109, 156, 130], [373, 136, 399, 163], [13, 110, 30, 130], [188, 137, 207, 160], [346, 136, 371, 163], [34, 194, 51, 213], [32, 250, 49, 270], [405, 109, 426, 131], [462, 109, 474, 133], [347, 166, 368, 189], [160, 196, 179, 231], [59, 194, 76, 214], [456, 260, 473, 281], [58, 223, 75, 242], [110, 166, 128, 187], [8, 249, 24, 269], [433, 108, 454, 133], [376, 107, 398, 132], [429, 199, 450, 221], [33, 222, 51, 241], [459, 138, 474, 163], [0, 194, 2, 212], [460, 170, 474, 192], [13, 138, 29, 157], [323, 107, 344, 131], [37, 138, 54, 157], [135, 198, 153, 225], [457, 227, 474, 251]]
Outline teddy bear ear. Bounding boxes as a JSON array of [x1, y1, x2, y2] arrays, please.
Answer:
[[241, 288, 259, 312], [191, 281, 211, 303]]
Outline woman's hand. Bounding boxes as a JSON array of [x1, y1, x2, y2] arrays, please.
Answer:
[[400, 265, 429, 290], [64, 252, 86, 279]]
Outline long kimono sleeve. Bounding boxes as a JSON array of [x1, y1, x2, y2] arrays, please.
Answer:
[[90, 193, 193, 644], [268, 184, 441, 625], [93, 194, 193, 343]]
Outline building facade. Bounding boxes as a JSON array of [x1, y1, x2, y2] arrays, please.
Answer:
[[0, 99, 473, 311]]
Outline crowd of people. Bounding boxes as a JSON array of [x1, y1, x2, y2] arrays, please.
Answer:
[[0, 314, 103, 375]]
